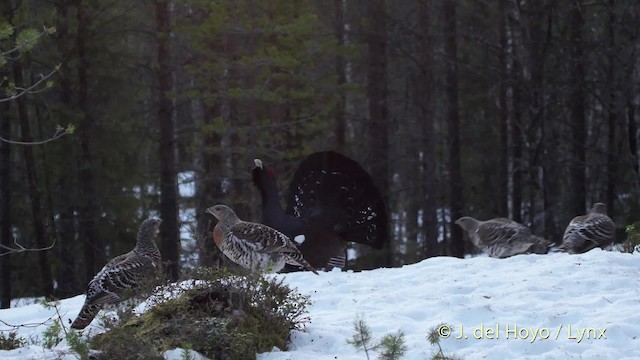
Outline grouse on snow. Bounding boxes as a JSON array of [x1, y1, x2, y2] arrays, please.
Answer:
[[71, 218, 162, 330], [251, 151, 388, 271], [455, 217, 552, 258], [557, 202, 615, 254], [206, 204, 318, 274]]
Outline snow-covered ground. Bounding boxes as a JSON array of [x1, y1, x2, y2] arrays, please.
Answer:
[[1, 249, 639, 359]]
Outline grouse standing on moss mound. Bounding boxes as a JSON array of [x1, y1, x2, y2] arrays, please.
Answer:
[[455, 217, 552, 258], [207, 204, 318, 274], [252, 151, 388, 271], [557, 203, 615, 254], [71, 218, 162, 330]]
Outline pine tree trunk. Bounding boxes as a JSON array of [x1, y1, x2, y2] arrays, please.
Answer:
[[497, 0, 509, 218], [629, 104, 639, 178], [14, 61, 54, 298], [506, 0, 524, 223], [570, 0, 586, 215], [528, 2, 550, 234], [54, 0, 80, 298], [606, 0, 617, 217], [511, 59, 523, 223], [418, 0, 439, 258], [443, 0, 464, 258], [195, 103, 224, 268], [156, 0, 180, 281], [224, 33, 249, 221], [76, 0, 104, 284], [0, 91, 10, 309], [334, 0, 346, 151], [366, 0, 391, 266]]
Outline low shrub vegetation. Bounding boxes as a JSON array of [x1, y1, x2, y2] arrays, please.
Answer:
[[89, 268, 310, 360]]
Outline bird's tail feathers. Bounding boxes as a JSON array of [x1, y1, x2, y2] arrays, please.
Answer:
[[286, 151, 388, 249], [285, 253, 319, 275], [70, 303, 101, 330]]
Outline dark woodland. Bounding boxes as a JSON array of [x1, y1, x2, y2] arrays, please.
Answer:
[[1, 0, 639, 307]]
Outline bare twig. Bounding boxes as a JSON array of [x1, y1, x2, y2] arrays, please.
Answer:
[[0, 316, 56, 330], [0, 126, 70, 145], [0, 64, 60, 103], [0, 238, 56, 256]]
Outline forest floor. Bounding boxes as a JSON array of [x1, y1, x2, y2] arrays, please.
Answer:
[[1, 249, 639, 359]]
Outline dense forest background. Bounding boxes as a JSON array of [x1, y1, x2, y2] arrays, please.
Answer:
[[1, 0, 639, 307]]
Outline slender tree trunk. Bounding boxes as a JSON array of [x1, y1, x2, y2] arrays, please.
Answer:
[[569, 0, 586, 215], [334, 0, 346, 151], [156, 0, 180, 281], [54, 0, 80, 297], [497, 0, 509, 218], [0, 90, 10, 309], [195, 104, 224, 268], [223, 32, 249, 221], [606, 0, 617, 216], [629, 104, 638, 177], [443, 0, 464, 258], [418, 0, 438, 258], [0, 0, 13, 310], [76, 0, 104, 284], [14, 62, 54, 298], [366, 0, 390, 266], [528, 2, 550, 235], [511, 59, 523, 223], [506, 0, 524, 223]]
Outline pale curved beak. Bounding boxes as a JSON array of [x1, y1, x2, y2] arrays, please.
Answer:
[[254, 159, 263, 169], [205, 207, 217, 218]]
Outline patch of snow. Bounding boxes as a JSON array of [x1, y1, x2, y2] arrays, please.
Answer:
[[1, 250, 639, 359], [163, 348, 210, 360], [177, 171, 196, 198]]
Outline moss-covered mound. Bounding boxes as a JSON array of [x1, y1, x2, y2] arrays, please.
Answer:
[[89, 268, 310, 360]]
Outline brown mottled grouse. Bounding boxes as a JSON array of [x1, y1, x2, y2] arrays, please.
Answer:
[[70, 218, 162, 330], [558, 203, 615, 254], [455, 217, 552, 258], [206, 204, 318, 274]]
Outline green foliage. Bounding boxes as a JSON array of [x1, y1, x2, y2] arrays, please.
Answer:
[[427, 324, 461, 360], [15, 28, 40, 52], [39, 298, 60, 309], [347, 315, 375, 360], [59, 123, 76, 135], [42, 319, 64, 349], [622, 222, 640, 253], [38, 300, 90, 359], [0, 331, 26, 350], [66, 331, 90, 360], [180, 347, 195, 360], [347, 315, 409, 360], [90, 268, 310, 360], [0, 21, 13, 40], [378, 331, 407, 360]]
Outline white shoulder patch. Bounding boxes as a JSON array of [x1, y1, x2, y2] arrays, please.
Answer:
[[294, 234, 306, 244]]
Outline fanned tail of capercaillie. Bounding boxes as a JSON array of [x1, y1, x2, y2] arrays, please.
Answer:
[[285, 151, 388, 249]]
